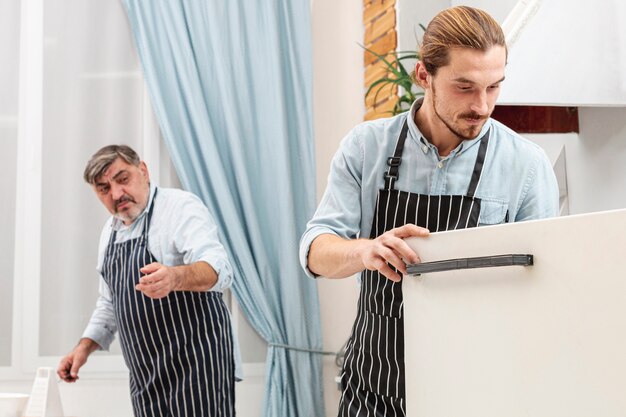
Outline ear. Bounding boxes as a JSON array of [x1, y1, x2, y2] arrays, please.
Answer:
[[414, 61, 431, 89], [139, 161, 150, 182]]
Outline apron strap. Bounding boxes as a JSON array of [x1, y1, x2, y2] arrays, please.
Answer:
[[142, 186, 159, 237], [384, 119, 409, 190], [466, 129, 490, 198]]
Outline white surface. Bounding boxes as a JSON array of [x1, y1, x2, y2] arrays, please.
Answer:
[[498, 0, 626, 106], [0, 393, 29, 417], [403, 209, 626, 416], [23, 368, 63, 417]]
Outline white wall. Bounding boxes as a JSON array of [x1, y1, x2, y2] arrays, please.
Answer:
[[526, 108, 626, 215], [311, 0, 363, 415]]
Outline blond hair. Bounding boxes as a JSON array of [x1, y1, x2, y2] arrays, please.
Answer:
[[420, 6, 506, 76]]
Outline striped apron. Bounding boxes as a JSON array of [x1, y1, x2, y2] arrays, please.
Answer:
[[338, 119, 490, 416], [101, 188, 235, 417]]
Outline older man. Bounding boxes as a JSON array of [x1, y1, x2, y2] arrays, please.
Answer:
[[300, 6, 559, 417], [57, 145, 236, 417]]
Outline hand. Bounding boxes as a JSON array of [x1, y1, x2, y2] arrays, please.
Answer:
[[136, 262, 181, 299], [358, 224, 429, 282], [57, 339, 97, 383]]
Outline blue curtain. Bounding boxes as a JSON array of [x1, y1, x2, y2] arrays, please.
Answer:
[[122, 1, 323, 416]]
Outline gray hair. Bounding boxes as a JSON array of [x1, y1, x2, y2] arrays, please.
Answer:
[[83, 145, 141, 184]]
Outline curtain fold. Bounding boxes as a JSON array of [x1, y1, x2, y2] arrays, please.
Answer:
[[122, 0, 323, 415]]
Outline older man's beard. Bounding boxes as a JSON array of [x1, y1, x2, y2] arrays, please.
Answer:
[[113, 195, 142, 224]]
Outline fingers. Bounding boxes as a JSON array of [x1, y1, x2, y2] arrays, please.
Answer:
[[139, 262, 161, 274], [393, 223, 430, 239], [57, 354, 81, 383], [57, 357, 72, 382], [136, 264, 171, 299], [369, 258, 402, 282], [361, 224, 429, 282], [69, 360, 82, 382]]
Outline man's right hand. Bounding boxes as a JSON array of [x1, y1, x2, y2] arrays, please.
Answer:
[[308, 224, 429, 280], [57, 338, 99, 383], [358, 224, 429, 282]]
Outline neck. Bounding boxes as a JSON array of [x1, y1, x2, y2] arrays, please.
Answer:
[[413, 96, 462, 157]]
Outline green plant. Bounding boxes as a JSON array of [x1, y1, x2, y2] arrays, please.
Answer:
[[363, 45, 424, 116]]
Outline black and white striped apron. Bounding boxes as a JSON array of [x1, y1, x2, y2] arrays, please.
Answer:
[[338, 118, 490, 416], [102, 188, 235, 417]]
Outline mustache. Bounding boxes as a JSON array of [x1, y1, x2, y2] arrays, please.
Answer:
[[115, 195, 136, 210], [460, 111, 487, 120]]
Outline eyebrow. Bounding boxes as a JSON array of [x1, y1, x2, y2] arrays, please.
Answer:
[[94, 169, 129, 187], [453, 76, 506, 85]]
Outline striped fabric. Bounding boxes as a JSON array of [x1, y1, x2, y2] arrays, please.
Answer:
[[102, 189, 235, 417], [337, 121, 489, 416]]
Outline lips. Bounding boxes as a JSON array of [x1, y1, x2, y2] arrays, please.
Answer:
[[464, 117, 484, 126]]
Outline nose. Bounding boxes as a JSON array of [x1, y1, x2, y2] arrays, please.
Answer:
[[110, 183, 125, 200], [470, 90, 489, 115]]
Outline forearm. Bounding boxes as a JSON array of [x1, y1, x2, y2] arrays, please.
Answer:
[[76, 337, 101, 355], [307, 234, 370, 279], [171, 261, 218, 291]]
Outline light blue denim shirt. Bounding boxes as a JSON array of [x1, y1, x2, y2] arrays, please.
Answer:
[[300, 99, 559, 277]]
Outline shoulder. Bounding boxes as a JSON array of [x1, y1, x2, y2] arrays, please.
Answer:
[[344, 113, 405, 148], [487, 119, 548, 164], [337, 113, 406, 167], [489, 119, 544, 153], [155, 187, 203, 205], [153, 187, 209, 217]]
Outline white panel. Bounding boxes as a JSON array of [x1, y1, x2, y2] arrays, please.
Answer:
[[38, 0, 142, 356], [498, 0, 626, 106], [403, 209, 626, 416], [0, 0, 21, 368]]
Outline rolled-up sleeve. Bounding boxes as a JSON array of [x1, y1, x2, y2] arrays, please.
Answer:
[[299, 129, 365, 278], [173, 194, 234, 291], [82, 277, 117, 350]]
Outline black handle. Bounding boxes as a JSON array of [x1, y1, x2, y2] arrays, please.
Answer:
[[405, 254, 533, 276]]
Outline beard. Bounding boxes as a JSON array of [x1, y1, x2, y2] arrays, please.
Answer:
[[113, 195, 143, 224], [432, 85, 490, 141]]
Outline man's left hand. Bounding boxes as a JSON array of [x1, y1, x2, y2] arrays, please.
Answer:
[[136, 263, 182, 299]]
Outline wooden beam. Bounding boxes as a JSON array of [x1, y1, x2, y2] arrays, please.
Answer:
[[363, 0, 396, 24], [364, 31, 397, 66], [491, 106, 579, 133], [364, 9, 396, 45]]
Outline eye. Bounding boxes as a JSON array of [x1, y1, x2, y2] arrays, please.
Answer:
[[97, 185, 110, 194], [117, 175, 129, 185], [488, 84, 500, 90]]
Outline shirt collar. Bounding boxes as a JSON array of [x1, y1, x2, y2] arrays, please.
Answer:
[[406, 98, 492, 156], [111, 182, 157, 231]]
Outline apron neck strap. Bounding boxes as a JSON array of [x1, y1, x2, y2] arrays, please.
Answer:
[[384, 119, 409, 190], [142, 187, 159, 237], [465, 129, 490, 198]]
